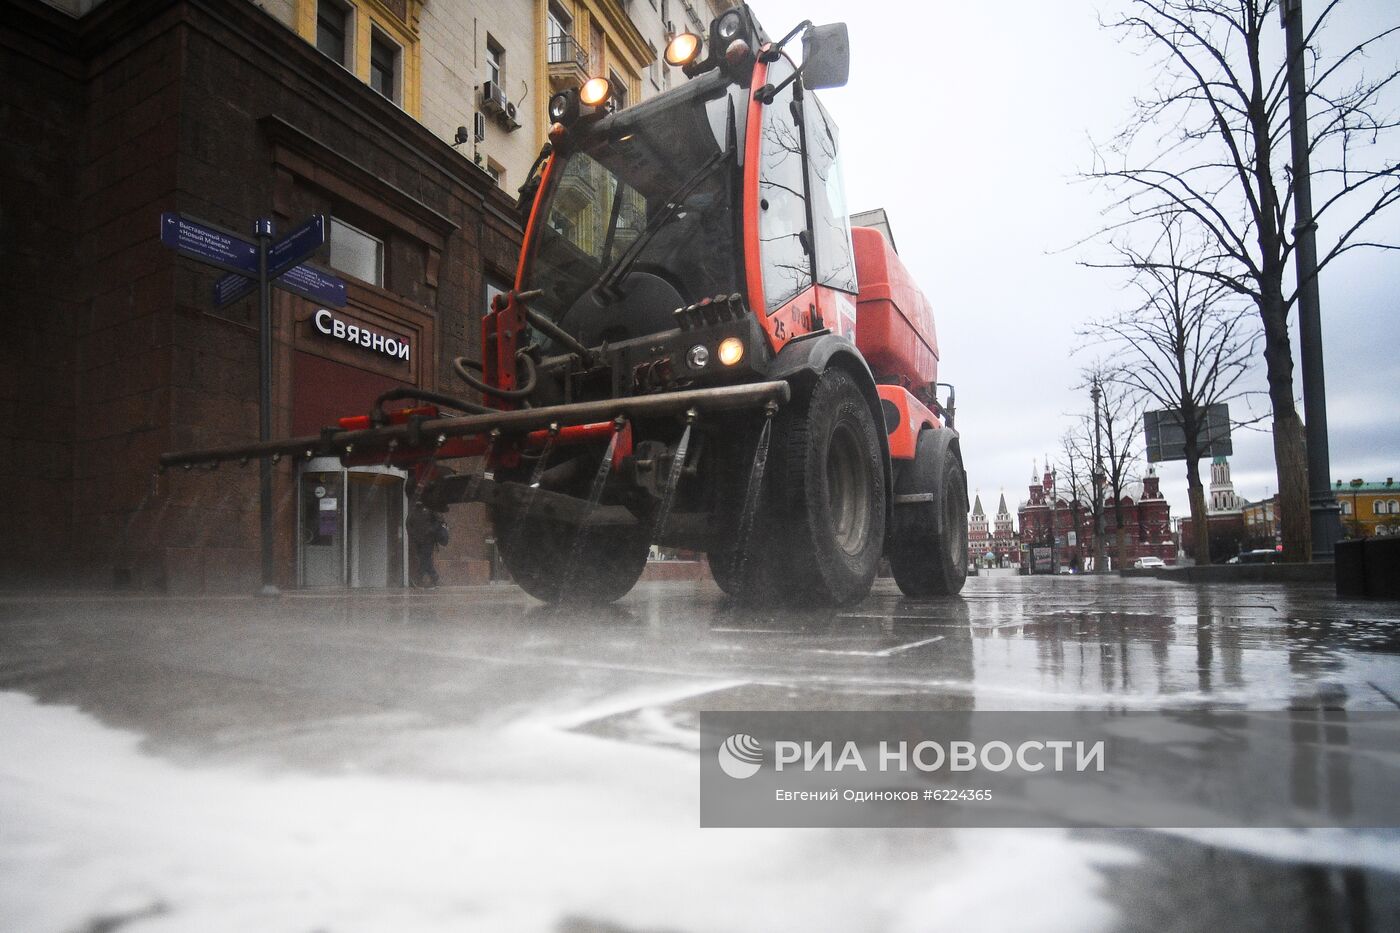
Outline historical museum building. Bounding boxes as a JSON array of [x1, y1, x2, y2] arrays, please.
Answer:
[[1017, 465, 1174, 572]]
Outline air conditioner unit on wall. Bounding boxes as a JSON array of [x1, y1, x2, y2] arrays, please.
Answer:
[[480, 81, 508, 116], [473, 112, 486, 142]]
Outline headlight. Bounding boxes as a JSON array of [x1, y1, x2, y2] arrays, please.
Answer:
[[717, 337, 744, 366], [716, 11, 743, 40], [548, 92, 570, 121], [579, 77, 611, 107], [687, 344, 710, 369], [665, 32, 702, 66]]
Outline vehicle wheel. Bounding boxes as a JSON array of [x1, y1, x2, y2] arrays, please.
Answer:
[[889, 430, 968, 597], [490, 509, 649, 604], [766, 367, 887, 606], [707, 550, 741, 596]]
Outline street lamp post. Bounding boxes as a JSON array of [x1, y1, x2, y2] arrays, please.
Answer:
[[1349, 478, 1364, 539], [1091, 377, 1107, 572], [1281, 0, 1342, 560]]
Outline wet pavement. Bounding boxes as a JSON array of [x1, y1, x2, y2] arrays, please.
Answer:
[[1, 572, 1399, 932]]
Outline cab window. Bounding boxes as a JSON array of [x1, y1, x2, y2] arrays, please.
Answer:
[[805, 93, 857, 294], [757, 55, 812, 311]]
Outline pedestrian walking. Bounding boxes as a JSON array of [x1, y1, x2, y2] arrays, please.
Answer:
[[408, 499, 448, 587]]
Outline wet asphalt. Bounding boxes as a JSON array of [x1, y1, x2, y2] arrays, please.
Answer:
[[1, 571, 1398, 932]]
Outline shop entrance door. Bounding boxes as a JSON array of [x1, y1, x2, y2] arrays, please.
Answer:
[[348, 471, 405, 587], [297, 459, 407, 588]]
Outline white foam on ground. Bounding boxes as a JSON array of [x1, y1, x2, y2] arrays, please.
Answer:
[[0, 690, 1135, 933]]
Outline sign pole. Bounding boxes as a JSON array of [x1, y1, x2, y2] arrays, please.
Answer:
[[1281, 0, 1341, 561], [255, 218, 280, 597]]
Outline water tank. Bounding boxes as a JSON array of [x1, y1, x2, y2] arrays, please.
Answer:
[[851, 226, 938, 388]]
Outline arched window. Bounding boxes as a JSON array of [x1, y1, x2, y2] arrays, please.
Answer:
[[1375, 500, 1387, 516], [1340, 500, 1352, 515], [1389, 500, 1400, 515]]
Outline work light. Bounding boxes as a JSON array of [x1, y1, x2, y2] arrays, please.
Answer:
[[665, 32, 701, 67], [716, 11, 743, 40], [548, 92, 572, 122], [717, 337, 745, 367], [579, 77, 611, 107]]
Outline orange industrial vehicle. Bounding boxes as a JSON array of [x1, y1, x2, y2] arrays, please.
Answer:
[[162, 4, 967, 606]]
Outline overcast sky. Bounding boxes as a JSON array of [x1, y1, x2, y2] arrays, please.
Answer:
[[752, 0, 1400, 521]]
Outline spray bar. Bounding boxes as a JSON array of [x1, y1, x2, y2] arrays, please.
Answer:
[[159, 380, 792, 469]]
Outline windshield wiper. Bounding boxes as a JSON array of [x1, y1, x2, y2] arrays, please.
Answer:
[[593, 145, 732, 298]]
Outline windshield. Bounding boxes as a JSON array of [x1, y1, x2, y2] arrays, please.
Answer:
[[524, 78, 743, 348]]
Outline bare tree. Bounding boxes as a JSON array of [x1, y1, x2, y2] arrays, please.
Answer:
[[1087, 0, 1400, 560], [1086, 367, 1147, 571], [1056, 421, 1095, 570], [1082, 218, 1260, 565]]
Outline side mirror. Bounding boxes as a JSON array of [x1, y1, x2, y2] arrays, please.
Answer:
[[801, 23, 849, 90]]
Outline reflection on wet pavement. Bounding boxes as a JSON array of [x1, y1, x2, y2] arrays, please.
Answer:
[[0, 574, 1398, 932]]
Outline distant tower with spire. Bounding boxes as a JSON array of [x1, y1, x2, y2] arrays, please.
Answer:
[[992, 492, 1015, 560], [969, 492, 989, 558]]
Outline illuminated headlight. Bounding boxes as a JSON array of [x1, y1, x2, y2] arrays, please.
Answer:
[[687, 344, 710, 369], [717, 337, 744, 366], [665, 32, 702, 66], [579, 77, 611, 107]]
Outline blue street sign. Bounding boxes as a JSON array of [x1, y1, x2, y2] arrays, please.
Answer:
[[266, 214, 327, 280], [276, 263, 347, 307], [213, 272, 254, 307], [160, 212, 258, 277], [213, 262, 347, 309]]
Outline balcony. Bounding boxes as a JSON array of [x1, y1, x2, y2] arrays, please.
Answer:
[[547, 33, 588, 92]]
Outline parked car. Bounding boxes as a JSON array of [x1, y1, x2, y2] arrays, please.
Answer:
[[1134, 556, 1167, 569], [1228, 549, 1281, 565]]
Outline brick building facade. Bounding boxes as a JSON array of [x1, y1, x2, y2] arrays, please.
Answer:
[[1017, 466, 1174, 572], [2, 0, 521, 591]]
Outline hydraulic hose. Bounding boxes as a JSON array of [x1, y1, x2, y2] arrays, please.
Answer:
[[371, 387, 492, 425], [452, 352, 538, 401]]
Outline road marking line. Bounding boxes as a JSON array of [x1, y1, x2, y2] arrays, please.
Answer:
[[804, 635, 946, 657]]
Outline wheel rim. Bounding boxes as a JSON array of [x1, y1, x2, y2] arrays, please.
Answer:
[[826, 422, 872, 557], [945, 482, 968, 571]]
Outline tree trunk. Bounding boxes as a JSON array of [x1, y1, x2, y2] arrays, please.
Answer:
[[1185, 454, 1211, 565], [1272, 411, 1311, 561], [1258, 279, 1312, 561], [1115, 509, 1129, 571]]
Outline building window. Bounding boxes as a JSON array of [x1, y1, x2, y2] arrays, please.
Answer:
[[316, 0, 352, 67], [1341, 500, 1352, 515], [329, 217, 384, 286], [486, 37, 504, 87], [370, 29, 400, 103], [484, 160, 504, 186], [647, 42, 660, 89], [1375, 501, 1386, 516], [609, 69, 628, 110], [590, 21, 605, 76], [296, 0, 420, 116]]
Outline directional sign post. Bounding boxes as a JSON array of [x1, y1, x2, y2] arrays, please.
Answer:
[[160, 211, 344, 596]]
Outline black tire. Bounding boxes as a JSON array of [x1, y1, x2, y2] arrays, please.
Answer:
[[765, 367, 887, 606], [490, 509, 649, 604], [707, 551, 741, 596], [889, 431, 968, 597]]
